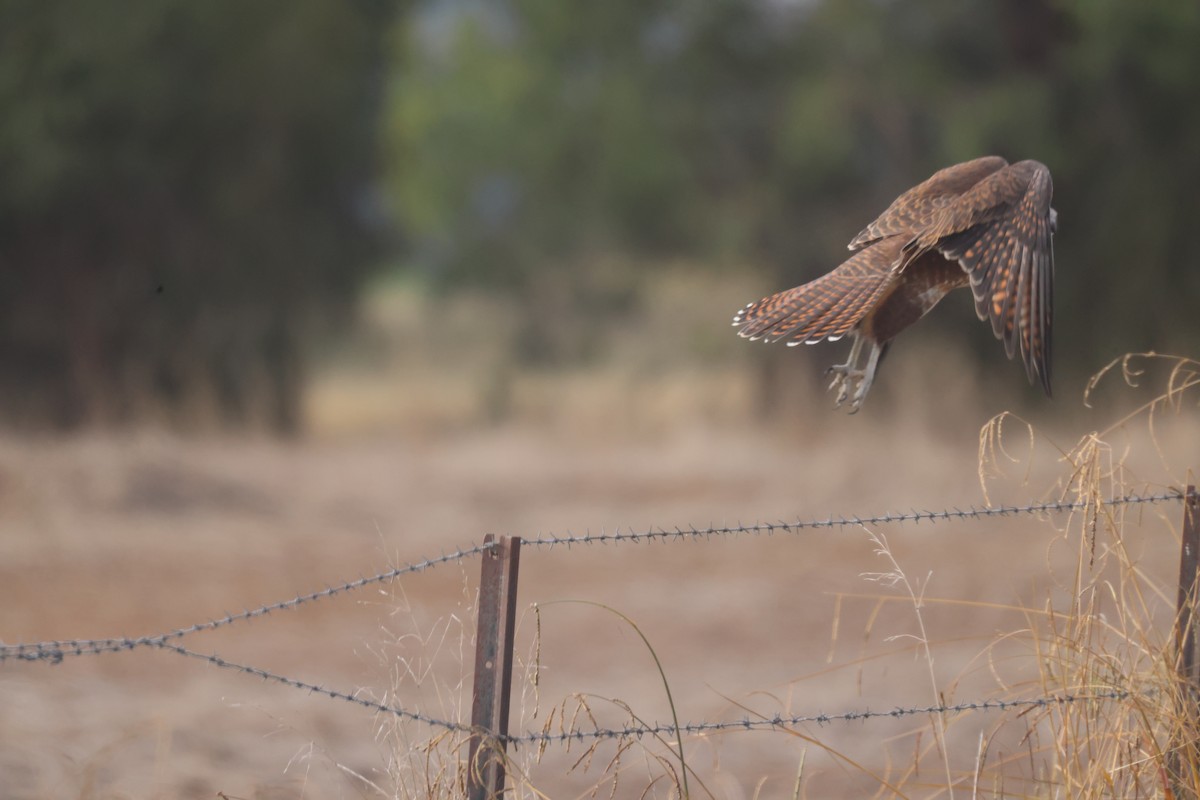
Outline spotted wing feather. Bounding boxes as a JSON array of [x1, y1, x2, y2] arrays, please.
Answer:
[[935, 161, 1054, 394], [732, 236, 903, 345]]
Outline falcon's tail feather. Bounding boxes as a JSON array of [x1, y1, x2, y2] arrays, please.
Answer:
[[732, 238, 902, 345], [798, 275, 889, 344]]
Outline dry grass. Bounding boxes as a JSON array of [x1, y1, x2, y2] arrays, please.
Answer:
[[972, 353, 1200, 798]]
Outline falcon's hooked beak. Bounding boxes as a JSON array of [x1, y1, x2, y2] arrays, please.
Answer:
[[1049, 207, 1058, 234]]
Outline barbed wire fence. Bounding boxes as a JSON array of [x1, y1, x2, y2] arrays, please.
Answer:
[[2, 488, 1196, 795]]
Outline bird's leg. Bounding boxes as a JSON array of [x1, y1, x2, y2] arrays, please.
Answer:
[[825, 335, 865, 406], [845, 341, 886, 414]]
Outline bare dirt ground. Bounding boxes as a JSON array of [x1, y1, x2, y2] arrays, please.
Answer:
[[1, 351, 1196, 798]]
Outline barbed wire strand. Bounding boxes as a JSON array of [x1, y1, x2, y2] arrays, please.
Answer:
[[154, 641, 476, 732], [1, 542, 497, 664], [62, 638, 1138, 742], [520, 491, 1184, 549], [1, 490, 1183, 666], [90, 640, 1140, 742], [505, 688, 1134, 745]]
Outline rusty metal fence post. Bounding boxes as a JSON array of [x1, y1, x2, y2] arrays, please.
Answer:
[[1176, 486, 1200, 688], [467, 534, 522, 800], [1172, 485, 1200, 796]]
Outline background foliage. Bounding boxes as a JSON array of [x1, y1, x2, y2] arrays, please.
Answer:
[[0, 0, 393, 430], [389, 0, 1200, 371], [1, 0, 1197, 429]]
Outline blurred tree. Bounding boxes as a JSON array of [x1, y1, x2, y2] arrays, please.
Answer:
[[0, 0, 398, 432], [386, 0, 1200, 404], [388, 0, 710, 360], [1052, 1, 1200, 364]]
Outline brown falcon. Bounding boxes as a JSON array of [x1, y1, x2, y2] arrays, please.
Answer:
[[732, 156, 1056, 412]]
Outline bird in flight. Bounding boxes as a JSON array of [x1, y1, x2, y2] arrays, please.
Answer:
[[732, 156, 1056, 412]]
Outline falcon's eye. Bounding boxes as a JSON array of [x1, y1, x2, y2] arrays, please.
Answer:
[[1049, 208, 1058, 234]]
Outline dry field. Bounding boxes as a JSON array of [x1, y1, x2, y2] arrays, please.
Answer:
[[2, 283, 1198, 799]]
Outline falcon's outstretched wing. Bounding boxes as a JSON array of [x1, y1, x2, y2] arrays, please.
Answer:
[[848, 156, 1009, 250], [733, 236, 904, 345], [928, 160, 1055, 395]]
